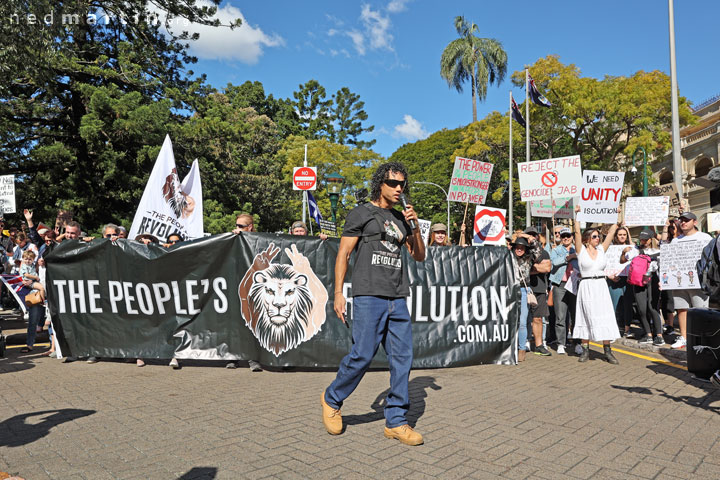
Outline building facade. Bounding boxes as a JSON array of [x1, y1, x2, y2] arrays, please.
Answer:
[[652, 95, 720, 231]]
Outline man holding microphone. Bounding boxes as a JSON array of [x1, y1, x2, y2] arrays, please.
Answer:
[[321, 162, 427, 446]]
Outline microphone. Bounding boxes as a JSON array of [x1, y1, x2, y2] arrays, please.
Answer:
[[398, 193, 417, 230]]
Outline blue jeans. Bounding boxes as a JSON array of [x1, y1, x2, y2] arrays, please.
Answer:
[[26, 304, 45, 348], [608, 278, 633, 329], [325, 296, 413, 428], [518, 287, 529, 351]]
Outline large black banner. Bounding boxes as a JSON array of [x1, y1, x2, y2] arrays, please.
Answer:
[[47, 233, 519, 367]]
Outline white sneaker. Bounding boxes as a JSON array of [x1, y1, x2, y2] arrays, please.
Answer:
[[557, 345, 566, 355], [671, 336, 686, 349], [169, 358, 180, 369], [574, 344, 584, 355], [525, 341, 531, 351]]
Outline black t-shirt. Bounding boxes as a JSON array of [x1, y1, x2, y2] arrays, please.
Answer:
[[530, 249, 550, 294], [343, 203, 412, 298]]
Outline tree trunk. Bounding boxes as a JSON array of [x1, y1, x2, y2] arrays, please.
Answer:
[[471, 69, 477, 123]]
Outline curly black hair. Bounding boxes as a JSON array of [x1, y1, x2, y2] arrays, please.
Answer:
[[370, 162, 409, 202]]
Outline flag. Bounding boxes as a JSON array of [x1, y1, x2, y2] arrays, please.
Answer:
[[128, 135, 204, 242], [528, 74, 552, 107], [1, 274, 31, 314], [511, 94, 526, 128], [307, 191, 323, 226]]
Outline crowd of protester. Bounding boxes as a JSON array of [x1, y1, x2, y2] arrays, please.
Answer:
[[505, 208, 717, 369], [2, 203, 719, 385]]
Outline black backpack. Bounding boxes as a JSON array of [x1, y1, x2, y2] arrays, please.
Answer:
[[697, 236, 720, 302]]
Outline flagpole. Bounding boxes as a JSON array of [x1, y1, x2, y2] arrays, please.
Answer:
[[302, 144, 308, 225], [525, 69, 531, 228], [508, 91, 514, 234]]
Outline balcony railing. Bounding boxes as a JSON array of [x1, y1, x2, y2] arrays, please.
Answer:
[[681, 122, 719, 147]]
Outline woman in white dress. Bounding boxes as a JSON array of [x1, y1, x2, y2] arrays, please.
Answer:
[[572, 206, 621, 364]]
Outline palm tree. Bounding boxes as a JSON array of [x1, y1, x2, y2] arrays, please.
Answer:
[[440, 16, 508, 123]]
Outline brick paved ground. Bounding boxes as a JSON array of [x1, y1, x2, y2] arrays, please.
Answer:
[[1, 342, 719, 480]]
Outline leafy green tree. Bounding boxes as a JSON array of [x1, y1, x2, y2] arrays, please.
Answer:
[[292, 80, 334, 140], [510, 56, 696, 191], [331, 87, 375, 149], [0, 0, 239, 230], [440, 16, 508, 123], [276, 136, 382, 229], [174, 90, 289, 233], [224, 81, 300, 138]]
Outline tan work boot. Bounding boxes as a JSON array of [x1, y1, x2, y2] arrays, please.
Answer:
[[321, 391, 342, 435], [383, 424, 424, 446]]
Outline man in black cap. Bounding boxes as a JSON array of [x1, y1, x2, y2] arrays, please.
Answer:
[[524, 227, 552, 356], [668, 212, 713, 349]]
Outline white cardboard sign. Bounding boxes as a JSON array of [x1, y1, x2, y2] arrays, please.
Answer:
[[0, 175, 16, 214], [604, 244, 630, 277], [517, 155, 582, 201], [576, 170, 624, 223], [648, 183, 681, 217], [659, 240, 705, 290], [624, 196, 670, 226], [418, 219, 431, 245], [472, 206, 506, 246], [530, 196, 574, 219], [447, 157, 493, 205]]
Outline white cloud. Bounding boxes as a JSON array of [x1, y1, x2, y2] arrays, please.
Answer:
[[393, 115, 429, 141], [360, 4, 393, 51], [346, 29, 366, 55], [387, 0, 411, 13], [157, 1, 284, 64]]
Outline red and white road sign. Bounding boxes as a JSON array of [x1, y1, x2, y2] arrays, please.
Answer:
[[293, 167, 317, 191]]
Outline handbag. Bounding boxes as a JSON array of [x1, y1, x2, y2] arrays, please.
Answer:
[[25, 290, 42, 307], [519, 269, 538, 308]]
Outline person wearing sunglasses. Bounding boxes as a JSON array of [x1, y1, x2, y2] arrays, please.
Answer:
[[667, 212, 713, 349], [322, 162, 426, 446], [549, 227, 578, 355], [571, 205, 621, 364], [102, 224, 120, 240], [232, 213, 255, 235]]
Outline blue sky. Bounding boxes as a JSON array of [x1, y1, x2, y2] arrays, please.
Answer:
[[178, 0, 720, 159]]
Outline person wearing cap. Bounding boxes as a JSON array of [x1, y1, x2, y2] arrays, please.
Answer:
[[524, 227, 553, 356], [549, 227, 578, 355], [428, 223, 450, 246], [291, 220, 328, 240], [571, 205, 621, 364], [667, 212, 713, 349], [511, 234, 540, 362], [620, 229, 663, 346]]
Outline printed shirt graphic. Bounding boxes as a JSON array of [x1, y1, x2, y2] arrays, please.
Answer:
[[342, 203, 411, 298]]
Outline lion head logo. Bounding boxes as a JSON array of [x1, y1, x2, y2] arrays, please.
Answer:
[[239, 243, 328, 356], [162, 168, 195, 219]]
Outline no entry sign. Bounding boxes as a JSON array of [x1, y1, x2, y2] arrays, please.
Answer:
[[517, 155, 582, 201], [293, 167, 317, 191]]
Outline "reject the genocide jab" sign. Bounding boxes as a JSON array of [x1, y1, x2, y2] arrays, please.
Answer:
[[517, 155, 582, 201], [447, 157, 494, 205]]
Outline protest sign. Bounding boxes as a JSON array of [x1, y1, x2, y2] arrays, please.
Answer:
[[318, 219, 338, 237], [129, 135, 204, 241], [530, 197, 574, 219], [419, 219, 431, 245], [708, 212, 720, 232], [624, 196, 669, 226], [517, 155, 582, 201], [576, 170, 624, 223], [473, 206, 506, 246], [447, 156, 493, 205], [604, 244, 630, 277], [659, 240, 705, 290], [0, 175, 15, 214], [648, 183, 681, 217]]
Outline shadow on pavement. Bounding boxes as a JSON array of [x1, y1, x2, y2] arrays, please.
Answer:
[[177, 467, 218, 479], [344, 376, 441, 428], [610, 363, 720, 415], [0, 409, 96, 447], [0, 350, 37, 374]]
